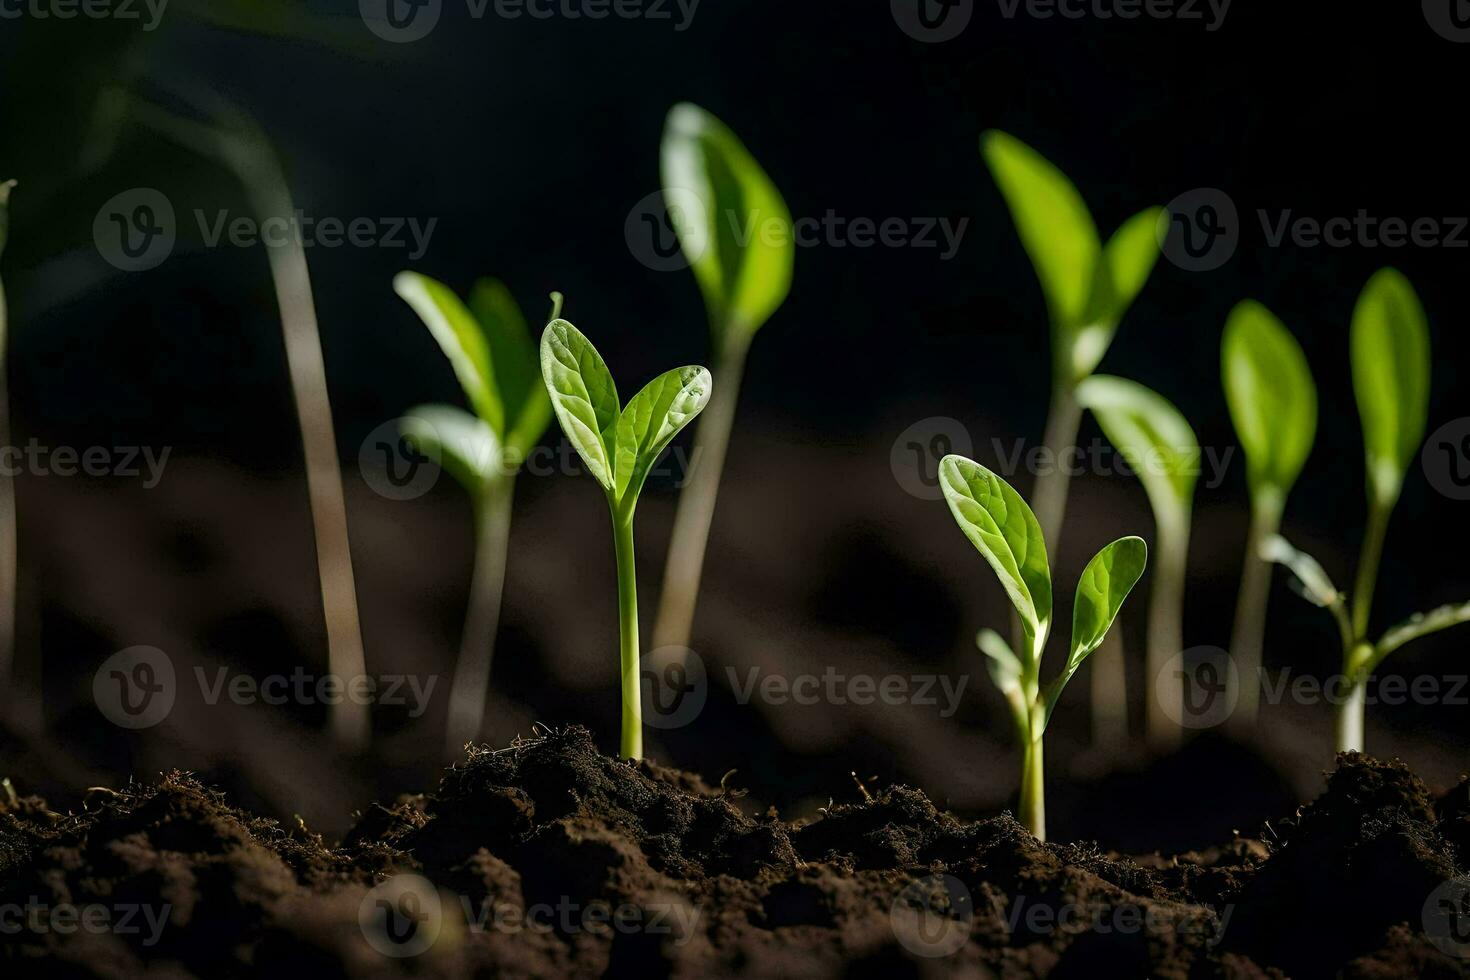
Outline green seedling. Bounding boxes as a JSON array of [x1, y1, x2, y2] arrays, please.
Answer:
[[1075, 376, 1198, 749], [652, 103, 794, 656], [0, 180, 15, 717], [1221, 301, 1317, 729], [1264, 269, 1470, 753], [940, 454, 1146, 840], [132, 91, 370, 749], [982, 131, 1161, 741], [394, 272, 556, 756], [540, 319, 712, 759]]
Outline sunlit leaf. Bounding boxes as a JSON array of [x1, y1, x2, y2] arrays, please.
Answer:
[[1223, 300, 1318, 503], [1351, 268, 1430, 509], [1067, 536, 1148, 670], [1076, 376, 1199, 531], [1073, 207, 1164, 380], [401, 404, 502, 492], [613, 365, 713, 505], [1372, 600, 1470, 667], [539, 319, 620, 493], [469, 278, 551, 457], [395, 271, 503, 435]]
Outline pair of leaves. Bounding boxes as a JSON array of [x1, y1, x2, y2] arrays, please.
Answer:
[[661, 103, 793, 351], [981, 131, 1162, 385], [940, 456, 1147, 733], [1263, 534, 1469, 678], [394, 272, 554, 488], [1076, 376, 1199, 535], [540, 319, 712, 513], [1222, 301, 1318, 507], [1351, 268, 1429, 511]]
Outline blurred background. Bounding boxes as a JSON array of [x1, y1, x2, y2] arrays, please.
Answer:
[[0, 1, 1467, 850]]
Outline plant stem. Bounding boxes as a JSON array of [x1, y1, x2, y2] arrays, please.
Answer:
[[1019, 735, 1046, 841], [1227, 491, 1284, 732], [0, 254, 17, 731], [444, 477, 515, 757], [1147, 514, 1189, 750], [1335, 676, 1366, 753], [612, 506, 643, 760], [651, 334, 748, 655], [1030, 387, 1083, 549], [1351, 501, 1390, 640]]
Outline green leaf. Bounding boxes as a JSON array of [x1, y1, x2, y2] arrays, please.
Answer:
[[981, 130, 1101, 369], [662, 103, 794, 348], [613, 365, 713, 505], [1067, 536, 1148, 671], [1222, 300, 1318, 503], [939, 455, 1053, 655], [1259, 535, 1341, 609], [469, 278, 551, 457], [977, 629, 1031, 742], [395, 271, 503, 435], [1371, 601, 1470, 669], [540, 319, 621, 493], [1351, 268, 1430, 509], [400, 404, 503, 492], [1073, 207, 1164, 381], [1076, 376, 1199, 531]]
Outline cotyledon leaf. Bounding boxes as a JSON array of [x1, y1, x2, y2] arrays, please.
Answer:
[[1351, 268, 1430, 509], [613, 365, 713, 505], [395, 271, 504, 436], [1223, 300, 1318, 502], [540, 319, 621, 493], [400, 404, 503, 491]]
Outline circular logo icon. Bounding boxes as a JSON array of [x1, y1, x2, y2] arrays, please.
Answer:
[[1158, 645, 1240, 730], [625, 188, 709, 273], [641, 646, 707, 730], [890, 417, 974, 501], [93, 189, 176, 272], [1425, 877, 1470, 957], [891, 0, 974, 42], [359, 418, 442, 501], [360, 0, 441, 42], [891, 874, 973, 957], [359, 874, 443, 958], [93, 646, 176, 730], [1158, 188, 1238, 272], [1422, 418, 1470, 501], [1424, 0, 1470, 42]]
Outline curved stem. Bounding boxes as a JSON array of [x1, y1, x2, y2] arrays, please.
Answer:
[[444, 478, 515, 756], [651, 335, 747, 654], [1228, 492, 1283, 731], [612, 506, 643, 759]]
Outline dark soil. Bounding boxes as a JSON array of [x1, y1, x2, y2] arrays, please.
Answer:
[[1, 728, 1467, 979]]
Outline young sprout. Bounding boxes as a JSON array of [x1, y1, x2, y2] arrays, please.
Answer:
[[1221, 301, 1317, 729], [982, 131, 1162, 741], [652, 103, 794, 656], [132, 90, 371, 750], [941, 454, 1146, 840], [394, 273, 556, 756], [1265, 269, 1470, 753], [1075, 377, 1198, 749], [540, 319, 712, 759], [0, 180, 15, 719]]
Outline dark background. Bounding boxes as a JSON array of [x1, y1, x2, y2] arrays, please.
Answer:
[[0, 1, 1466, 845]]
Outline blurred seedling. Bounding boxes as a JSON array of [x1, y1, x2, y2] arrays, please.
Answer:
[[540, 319, 712, 759], [0, 180, 16, 727], [940, 454, 1147, 840], [394, 272, 557, 756]]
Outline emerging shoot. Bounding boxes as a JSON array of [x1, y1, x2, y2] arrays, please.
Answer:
[[940, 454, 1146, 840], [394, 272, 555, 756], [1221, 301, 1317, 729], [1264, 269, 1469, 753], [982, 131, 1161, 742], [652, 103, 794, 657], [540, 319, 712, 759]]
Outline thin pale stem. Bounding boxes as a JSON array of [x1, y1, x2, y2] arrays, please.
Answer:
[[1019, 735, 1046, 841], [1030, 387, 1083, 549], [1147, 516, 1189, 750], [613, 505, 643, 760], [651, 334, 748, 654], [444, 478, 515, 757], [1227, 492, 1284, 731], [1351, 502, 1390, 641], [1335, 675, 1366, 753]]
